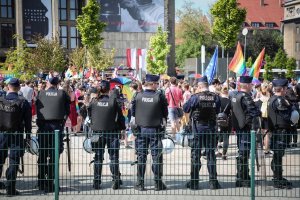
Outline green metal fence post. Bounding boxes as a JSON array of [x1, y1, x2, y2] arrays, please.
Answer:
[[250, 130, 256, 200], [55, 130, 60, 200]]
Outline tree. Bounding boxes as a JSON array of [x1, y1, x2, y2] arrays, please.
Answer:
[[263, 54, 273, 81], [175, 1, 214, 65], [146, 26, 171, 74], [246, 57, 253, 68], [286, 57, 296, 79], [30, 36, 66, 72], [76, 0, 106, 48], [210, 0, 246, 50], [240, 30, 283, 59], [210, 0, 246, 79], [272, 48, 287, 70], [87, 42, 115, 71], [69, 47, 85, 68], [4, 35, 36, 80]]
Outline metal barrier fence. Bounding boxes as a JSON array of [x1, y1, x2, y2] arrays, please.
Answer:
[[0, 131, 299, 199]]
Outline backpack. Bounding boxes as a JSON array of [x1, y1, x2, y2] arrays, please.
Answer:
[[216, 103, 230, 128]]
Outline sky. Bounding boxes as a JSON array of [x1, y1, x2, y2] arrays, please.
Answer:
[[175, 0, 217, 14]]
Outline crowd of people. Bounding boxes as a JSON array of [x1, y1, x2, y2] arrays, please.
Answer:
[[0, 72, 299, 196]]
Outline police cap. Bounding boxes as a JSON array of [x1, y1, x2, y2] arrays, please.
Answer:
[[272, 79, 288, 87], [239, 76, 253, 84], [145, 74, 160, 82], [100, 80, 110, 90], [197, 76, 208, 83], [48, 77, 59, 85], [8, 78, 20, 87]]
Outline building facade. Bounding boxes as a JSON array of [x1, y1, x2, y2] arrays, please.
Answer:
[[238, 0, 284, 30], [0, 0, 175, 74], [283, 0, 300, 69]]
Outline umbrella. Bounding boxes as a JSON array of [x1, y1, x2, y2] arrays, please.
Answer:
[[110, 77, 132, 85], [188, 74, 202, 78], [4, 78, 11, 84]]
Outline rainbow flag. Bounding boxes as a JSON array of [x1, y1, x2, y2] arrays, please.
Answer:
[[228, 42, 246, 75], [248, 48, 265, 79]]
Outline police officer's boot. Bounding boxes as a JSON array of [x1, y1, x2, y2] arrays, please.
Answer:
[[6, 183, 20, 197], [154, 180, 167, 191], [209, 180, 221, 190], [112, 173, 122, 190], [0, 181, 5, 189], [134, 179, 145, 191], [93, 161, 103, 190], [236, 157, 250, 187], [186, 171, 199, 190]]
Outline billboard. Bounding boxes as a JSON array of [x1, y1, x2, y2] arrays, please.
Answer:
[[23, 0, 52, 46], [98, 0, 164, 32]]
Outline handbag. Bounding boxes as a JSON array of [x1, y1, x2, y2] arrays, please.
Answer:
[[169, 88, 184, 118]]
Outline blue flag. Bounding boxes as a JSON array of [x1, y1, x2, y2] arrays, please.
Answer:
[[204, 47, 218, 84]]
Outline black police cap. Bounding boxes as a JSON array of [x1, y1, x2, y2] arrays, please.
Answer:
[[100, 80, 110, 90], [8, 78, 20, 87], [239, 76, 253, 84], [48, 77, 59, 85], [197, 76, 208, 83], [145, 74, 160, 82], [272, 79, 288, 87]]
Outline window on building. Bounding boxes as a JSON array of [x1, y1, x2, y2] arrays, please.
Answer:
[[0, 0, 14, 19], [297, 26, 300, 35], [60, 25, 68, 48], [265, 22, 274, 28], [251, 22, 260, 28], [1, 23, 14, 47], [59, 0, 83, 49], [296, 42, 300, 52], [296, 60, 300, 70]]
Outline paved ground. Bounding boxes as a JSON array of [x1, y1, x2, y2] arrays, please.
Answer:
[[0, 125, 299, 199]]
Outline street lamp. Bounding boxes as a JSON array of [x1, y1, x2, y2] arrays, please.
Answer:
[[242, 28, 248, 60]]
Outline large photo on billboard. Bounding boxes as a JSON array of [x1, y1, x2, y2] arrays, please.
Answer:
[[23, 0, 52, 46], [98, 0, 164, 32]]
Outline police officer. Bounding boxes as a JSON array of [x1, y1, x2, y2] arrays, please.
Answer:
[[131, 74, 168, 191], [88, 80, 126, 190], [231, 76, 261, 187], [183, 76, 221, 190], [268, 79, 296, 189], [36, 77, 70, 193], [0, 78, 32, 196]]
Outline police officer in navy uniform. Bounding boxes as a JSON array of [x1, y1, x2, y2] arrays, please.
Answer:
[[88, 80, 126, 190], [183, 76, 221, 190], [0, 78, 32, 196], [268, 79, 296, 189], [231, 76, 261, 187], [36, 77, 70, 193], [131, 74, 168, 191]]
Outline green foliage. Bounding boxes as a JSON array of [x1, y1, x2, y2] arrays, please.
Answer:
[[263, 54, 273, 81], [146, 26, 171, 74], [175, 1, 214, 65], [87, 42, 115, 71], [286, 57, 296, 79], [4, 35, 36, 80], [210, 0, 246, 49], [272, 48, 287, 70], [76, 0, 106, 48], [30, 36, 66, 72], [243, 30, 283, 59], [69, 47, 85, 67], [246, 57, 253, 68]]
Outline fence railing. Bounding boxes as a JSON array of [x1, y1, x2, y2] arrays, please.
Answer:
[[0, 131, 299, 199]]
